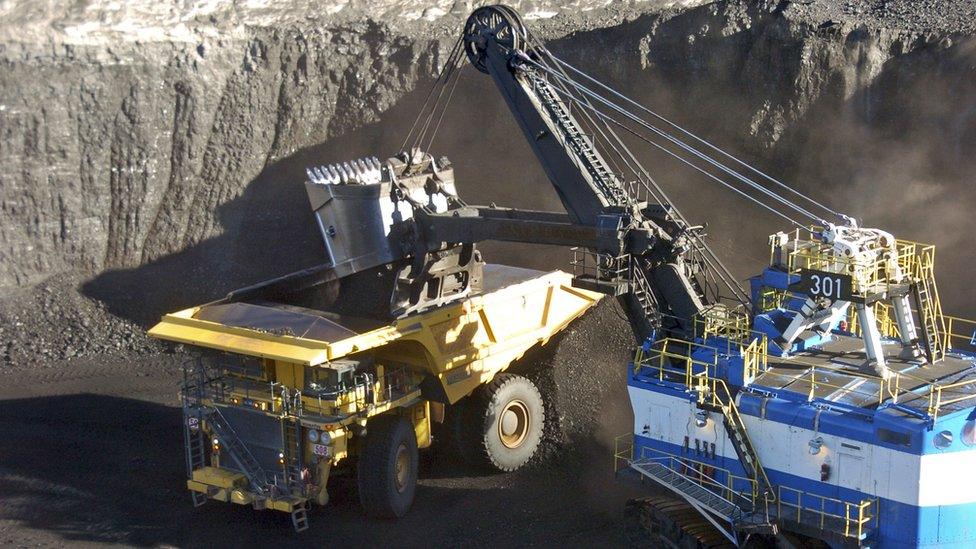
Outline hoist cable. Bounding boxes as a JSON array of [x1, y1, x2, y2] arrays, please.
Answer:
[[541, 82, 753, 304], [547, 51, 847, 222], [541, 53, 668, 207], [401, 37, 464, 153], [521, 36, 668, 208], [551, 84, 807, 228], [424, 60, 465, 152], [508, 26, 675, 216], [518, 44, 754, 304], [523, 43, 749, 304], [526, 57, 821, 224], [540, 61, 820, 225], [400, 40, 457, 152], [413, 41, 465, 152]]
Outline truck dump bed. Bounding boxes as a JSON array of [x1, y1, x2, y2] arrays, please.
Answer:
[[150, 264, 602, 403]]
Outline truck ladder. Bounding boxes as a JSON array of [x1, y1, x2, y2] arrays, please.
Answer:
[[280, 391, 310, 532], [291, 502, 309, 532], [206, 406, 272, 495], [180, 364, 209, 506], [182, 411, 208, 507], [912, 249, 946, 363], [281, 417, 304, 492]]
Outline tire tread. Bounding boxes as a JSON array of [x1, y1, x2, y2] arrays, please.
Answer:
[[357, 414, 417, 518]]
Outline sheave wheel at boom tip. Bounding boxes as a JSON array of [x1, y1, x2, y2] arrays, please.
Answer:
[[463, 5, 526, 74]]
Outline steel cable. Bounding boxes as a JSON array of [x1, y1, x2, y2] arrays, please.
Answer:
[[548, 51, 846, 222], [525, 57, 820, 225], [413, 40, 465, 151], [401, 36, 465, 153], [516, 44, 756, 304], [514, 36, 752, 305], [550, 85, 807, 228]]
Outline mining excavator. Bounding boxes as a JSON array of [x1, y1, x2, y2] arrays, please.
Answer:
[[150, 5, 976, 546]]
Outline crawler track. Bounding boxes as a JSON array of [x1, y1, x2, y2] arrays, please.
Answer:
[[628, 495, 736, 549]]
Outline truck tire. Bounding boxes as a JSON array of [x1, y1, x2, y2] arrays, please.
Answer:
[[357, 415, 418, 518], [467, 373, 545, 472]]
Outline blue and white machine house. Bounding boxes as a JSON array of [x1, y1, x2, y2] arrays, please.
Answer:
[[617, 225, 976, 548]]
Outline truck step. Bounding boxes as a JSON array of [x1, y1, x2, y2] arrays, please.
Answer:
[[291, 504, 309, 532]]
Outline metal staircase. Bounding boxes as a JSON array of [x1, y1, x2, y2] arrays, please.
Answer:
[[205, 406, 272, 495], [180, 363, 210, 507], [623, 370, 776, 545], [290, 502, 309, 532], [569, 250, 661, 339], [629, 259, 659, 322], [629, 459, 760, 545], [912, 249, 946, 363], [281, 392, 310, 532], [180, 362, 311, 531], [702, 379, 773, 503]]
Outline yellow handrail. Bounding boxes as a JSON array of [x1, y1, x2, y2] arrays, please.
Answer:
[[770, 228, 929, 296], [627, 438, 760, 506], [614, 434, 875, 537], [613, 433, 634, 472], [633, 338, 720, 388], [777, 485, 876, 539], [633, 331, 976, 431], [694, 305, 754, 345], [945, 315, 976, 353], [634, 338, 908, 408], [769, 228, 953, 362], [697, 375, 773, 496], [928, 377, 976, 421]]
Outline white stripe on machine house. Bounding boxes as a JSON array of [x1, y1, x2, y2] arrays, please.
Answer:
[[628, 386, 976, 508]]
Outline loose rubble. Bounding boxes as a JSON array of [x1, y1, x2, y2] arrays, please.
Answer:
[[0, 275, 160, 370]]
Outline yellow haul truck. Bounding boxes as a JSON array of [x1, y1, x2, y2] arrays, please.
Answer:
[[149, 152, 603, 529]]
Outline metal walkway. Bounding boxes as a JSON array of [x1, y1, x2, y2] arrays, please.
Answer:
[[629, 458, 770, 546]]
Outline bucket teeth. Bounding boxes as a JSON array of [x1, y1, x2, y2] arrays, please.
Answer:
[[307, 156, 385, 185]]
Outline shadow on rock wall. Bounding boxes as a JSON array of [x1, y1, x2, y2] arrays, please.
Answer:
[[80, 69, 563, 326], [84, 6, 976, 325]]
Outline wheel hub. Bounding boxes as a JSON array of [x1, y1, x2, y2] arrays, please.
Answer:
[[498, 399, 530, 449], [394, 443, 410, 492]]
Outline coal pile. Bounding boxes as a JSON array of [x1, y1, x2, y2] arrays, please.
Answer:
[[0, 274, 160, 370], [512, 299, 636, 458]]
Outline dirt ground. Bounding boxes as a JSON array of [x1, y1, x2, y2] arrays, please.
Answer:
[[0, 329, 655, 548]]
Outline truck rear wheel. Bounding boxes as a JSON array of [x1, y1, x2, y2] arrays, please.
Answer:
[[357, 415, 418, 518], [466, 373, 545, 472]]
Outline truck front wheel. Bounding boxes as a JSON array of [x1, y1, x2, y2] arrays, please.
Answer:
[[357, 415, 418, 518], [469, 373, 545, 472]]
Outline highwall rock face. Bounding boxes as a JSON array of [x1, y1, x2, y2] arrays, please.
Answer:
[[0, 22, 443, 288], [1, 0, 974, 322]]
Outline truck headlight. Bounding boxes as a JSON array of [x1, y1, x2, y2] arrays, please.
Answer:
[[307, 429, 319, 443], [320, 431, 332, 445]]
